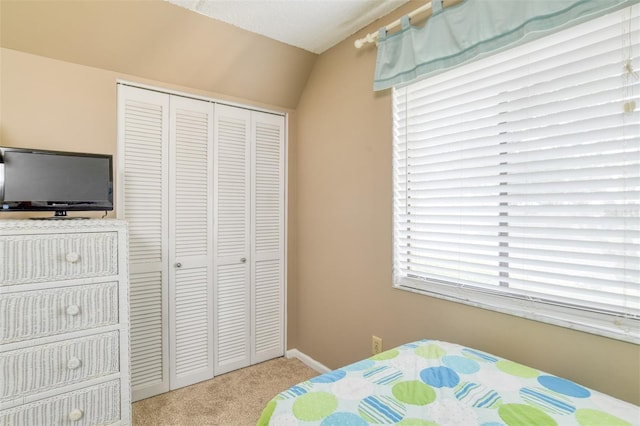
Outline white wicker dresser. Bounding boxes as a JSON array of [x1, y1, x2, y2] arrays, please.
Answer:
[[0, 219, 130, 426]]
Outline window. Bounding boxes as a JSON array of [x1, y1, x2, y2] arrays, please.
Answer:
[[392, 5, 639, 343]]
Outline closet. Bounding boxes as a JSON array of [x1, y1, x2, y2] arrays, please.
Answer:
[[117, 84, 285, 401]]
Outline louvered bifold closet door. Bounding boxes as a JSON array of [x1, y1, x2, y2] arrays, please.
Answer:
[[117, 85, 170, 401], [213, 104, 252, 375], [168, 96, 215, 389], [251, 112, 285, 364]]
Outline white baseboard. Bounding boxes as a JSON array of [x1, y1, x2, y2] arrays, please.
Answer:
[[286, 349, 331, 374]]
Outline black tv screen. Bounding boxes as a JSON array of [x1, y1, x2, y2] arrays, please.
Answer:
[[0, 147, 113, 215]]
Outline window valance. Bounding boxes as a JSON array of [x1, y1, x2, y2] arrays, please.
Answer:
[[374, 0, 637, 91]]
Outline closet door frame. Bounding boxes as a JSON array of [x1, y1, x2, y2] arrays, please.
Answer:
[[118, 79, 288, 390]]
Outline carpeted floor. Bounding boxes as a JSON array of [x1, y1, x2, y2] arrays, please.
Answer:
[[132, 357, 318, 426]]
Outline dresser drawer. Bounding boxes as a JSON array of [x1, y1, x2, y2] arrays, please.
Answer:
[[0, 282, 119, 344], [1, 332, 120, 404], [0, 380, 121, 426], [0, 232, 118, 286]]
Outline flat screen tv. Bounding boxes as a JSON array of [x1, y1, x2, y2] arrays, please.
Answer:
[[0, 147, 113, 217]]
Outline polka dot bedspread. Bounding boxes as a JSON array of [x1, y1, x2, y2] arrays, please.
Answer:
[[258, 339, 639, 425]]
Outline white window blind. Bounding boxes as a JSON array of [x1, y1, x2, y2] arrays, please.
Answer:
[[393, 5, 639, 343]]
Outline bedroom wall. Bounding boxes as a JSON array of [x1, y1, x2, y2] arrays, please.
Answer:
[[0, 0, 316, 110], [293, 1, 640, 405], [0, 0, 314, 349], [0, 46, 301, 347]]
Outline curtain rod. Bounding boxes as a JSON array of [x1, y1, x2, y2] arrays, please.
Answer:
[[354, 1, 433, 48]]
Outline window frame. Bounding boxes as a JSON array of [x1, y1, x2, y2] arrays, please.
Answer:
[[391, 5, 639, 344]]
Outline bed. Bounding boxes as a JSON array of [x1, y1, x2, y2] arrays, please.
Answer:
[[258, 339, 639, 425]]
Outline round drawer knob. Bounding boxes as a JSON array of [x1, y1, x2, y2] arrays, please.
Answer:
[[65, 252, 80, 263], [68, 408, 84, 421], [66, 305, 80, 316], [67, 357, 82, 370]]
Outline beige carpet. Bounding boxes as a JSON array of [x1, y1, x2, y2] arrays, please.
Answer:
[[132, 357, 318, 426]]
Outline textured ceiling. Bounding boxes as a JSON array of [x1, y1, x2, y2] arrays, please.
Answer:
[[166, 0, 410, 53]]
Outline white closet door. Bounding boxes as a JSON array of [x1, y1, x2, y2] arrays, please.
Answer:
[[168, 96, 215, 389], [117, 85, 170, 401], [213, 104, 252, 375], [251, 112, 285, 364]]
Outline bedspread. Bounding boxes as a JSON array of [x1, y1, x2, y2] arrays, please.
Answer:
[[258, 339, 639, 425]]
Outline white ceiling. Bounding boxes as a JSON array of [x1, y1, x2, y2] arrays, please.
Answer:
[[166, 0, 410, 54]]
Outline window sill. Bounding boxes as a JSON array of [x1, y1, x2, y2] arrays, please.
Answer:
[[394, 277, 640, 345]]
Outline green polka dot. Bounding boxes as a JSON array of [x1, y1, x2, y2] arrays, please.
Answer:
[[499, 403, 557, 426], [292, 392, 338, 421], [392, 381, 436, 406], [575, 409, 632, 426], [496, 360, 540, 378], [256, 400, 276, 426], [415, 344, 446, 359], [371, 348, 400, 361], [398, 418, 438, 426]]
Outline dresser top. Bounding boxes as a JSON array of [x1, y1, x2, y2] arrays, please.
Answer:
[[0, 219, 127, 231]]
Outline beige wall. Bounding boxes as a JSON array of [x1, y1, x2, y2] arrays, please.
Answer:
[[294, 2, 640, 405], [0, 0, 313, 347], [0, 46, 302, 344], [0, 0, 316, 110], [0, 0, 317, 347]]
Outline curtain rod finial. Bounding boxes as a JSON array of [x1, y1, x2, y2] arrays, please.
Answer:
[[355, 32, 378, 49]]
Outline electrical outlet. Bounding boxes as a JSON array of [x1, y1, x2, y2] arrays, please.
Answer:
[[372, 335, 383, 355]]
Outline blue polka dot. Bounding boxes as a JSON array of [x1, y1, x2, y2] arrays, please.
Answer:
[[443, 355, 480, 374], [321, 412, 368, 426], [420, 366, 460, 388], [311, 370, 347, 384], [538, 375, 591, 398], [343, 359, 376, 371], [462, 348, 499, 363]]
